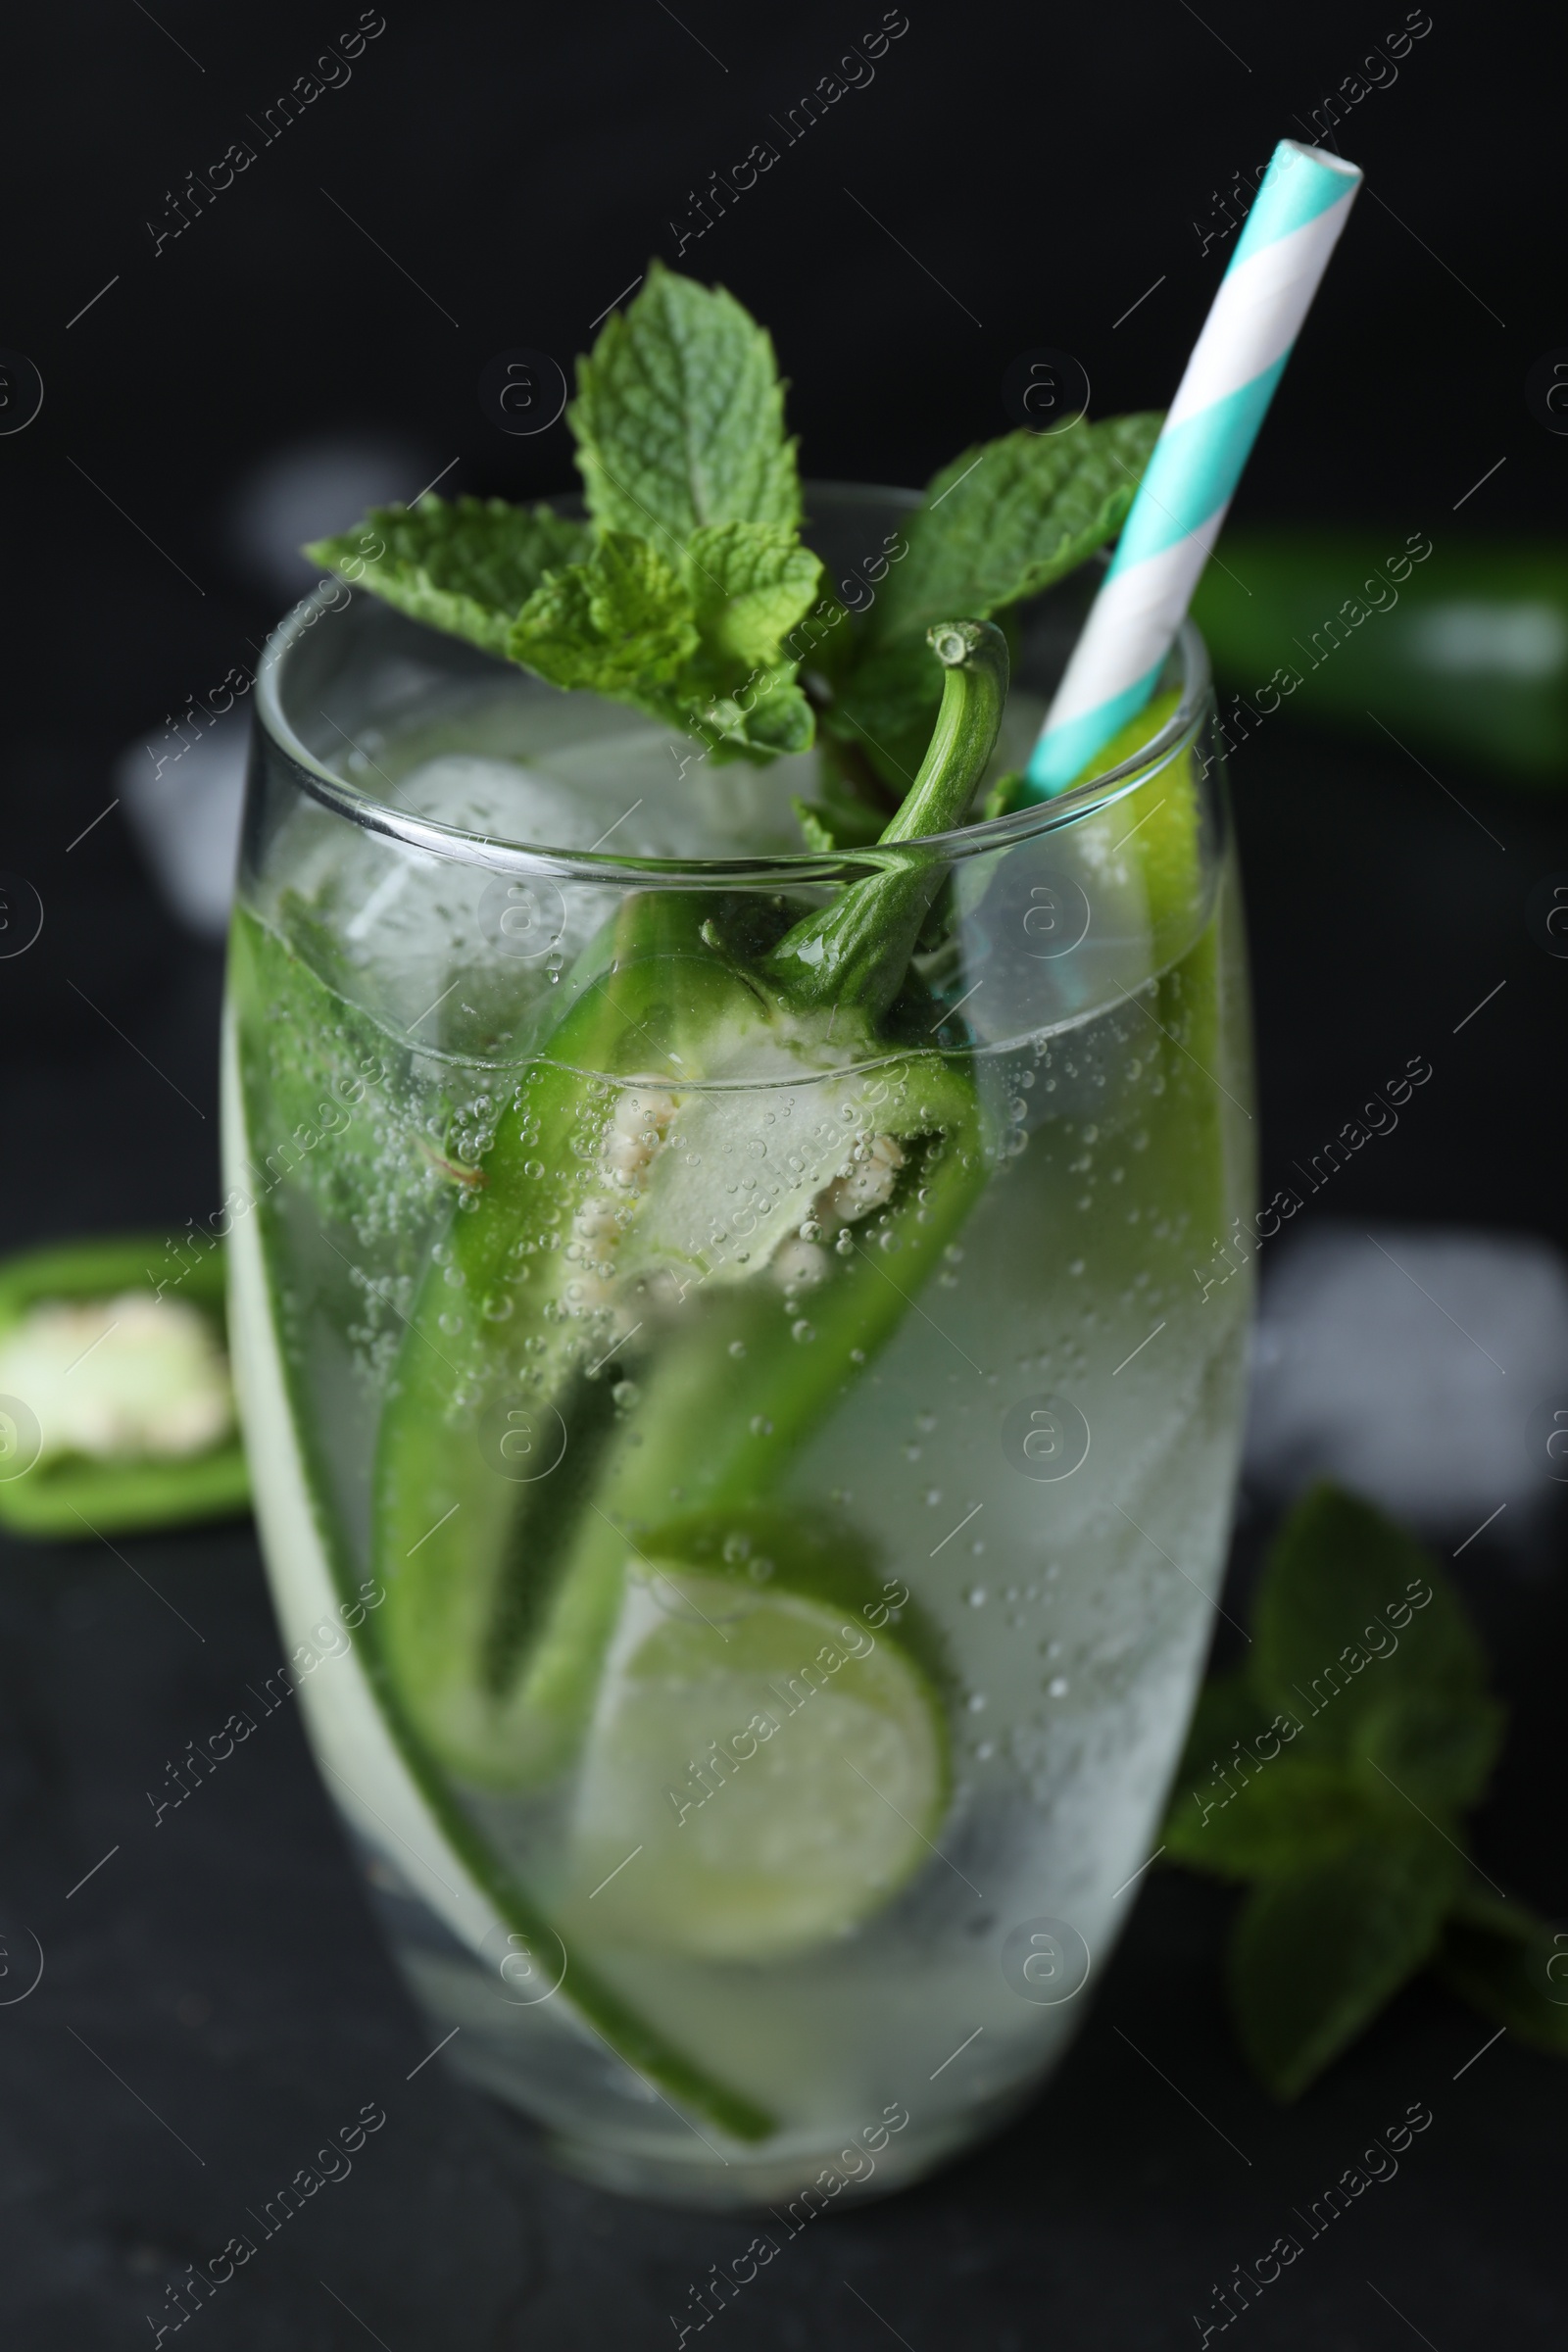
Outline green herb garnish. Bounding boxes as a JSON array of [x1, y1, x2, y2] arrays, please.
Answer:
[[308, 259, 1160, 812], [1164, 1483, 1568, 2097]]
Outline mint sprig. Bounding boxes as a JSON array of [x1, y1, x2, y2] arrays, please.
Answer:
[[570, 262, 800, 543], [306, 496, 589, 659], [1164, 1484, 1567, 2098], [305, 264, 1160, 811]]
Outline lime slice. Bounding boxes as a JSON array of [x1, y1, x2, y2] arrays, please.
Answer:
[[567, 1570, 948, 1962]]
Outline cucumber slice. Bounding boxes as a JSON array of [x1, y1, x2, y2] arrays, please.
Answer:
[[567, 1570, 949, 1961]]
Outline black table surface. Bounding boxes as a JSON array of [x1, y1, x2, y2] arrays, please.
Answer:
[[2, 722, 1565, 2350]]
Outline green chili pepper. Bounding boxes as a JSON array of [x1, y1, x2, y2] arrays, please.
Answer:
[[0, 1234, 249, 1541], [1192, 532, 1568, 783], [372, 621, 1005, 1791]]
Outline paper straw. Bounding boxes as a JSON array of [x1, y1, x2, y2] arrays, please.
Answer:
[[1024, 139, 1363, 799]]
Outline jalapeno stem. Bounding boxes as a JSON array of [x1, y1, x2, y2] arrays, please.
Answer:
[[763, 619, 1008, 1022]]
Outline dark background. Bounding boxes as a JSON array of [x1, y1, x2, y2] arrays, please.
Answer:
[[2, 2, 1564, 2345]]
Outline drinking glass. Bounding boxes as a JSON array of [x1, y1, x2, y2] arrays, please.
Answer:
[[221, 488, 1254, 2207]]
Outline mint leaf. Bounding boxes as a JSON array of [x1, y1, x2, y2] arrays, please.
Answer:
[[1159, 1483, 1536, 2099], [791, 788, 885, 853], [656, 519, 822, 764], [504, 525, 816, 760], [684, 521, 820, 677], [828, 416, 1161, 784], [1434, 1896, 1568, 2055], [1355, 1689, 1506, 1817], [823, 634, 949, 790], [698, 680, 814, 761], [1252, 1485, 1493, 1758], [982, 769, 1028, 821], [1171, 1667, 1271, 1780], [571, 262, 800, 547], [861, 416, 1162, 648], [1166, 1754, 1374, 1882], [508, 532, 698, 704], [1231, 1836, 1461, 2099], [792, 800, 839, 855], [306, 496, 589, 659]]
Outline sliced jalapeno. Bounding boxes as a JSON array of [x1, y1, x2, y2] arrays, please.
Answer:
[[0, 1234, 248, 1540], [373, 624, 1007, 1787]]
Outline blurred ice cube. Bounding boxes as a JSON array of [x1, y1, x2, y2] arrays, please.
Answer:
[[225, 432, 432, 600], [1245, 1222, 1568, 1555], [118, 707, 248, 939]]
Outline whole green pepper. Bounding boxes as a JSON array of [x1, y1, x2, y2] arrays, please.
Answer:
[[1193, 531, 1568, 783]]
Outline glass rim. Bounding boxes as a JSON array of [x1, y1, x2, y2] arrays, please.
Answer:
[[254, 479, 1214, 887]]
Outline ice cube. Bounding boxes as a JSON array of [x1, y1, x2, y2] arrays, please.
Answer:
[[118, 707, 248, 939], [262, 721, 826, 1062], [1244, 1222, 1568, 1556]]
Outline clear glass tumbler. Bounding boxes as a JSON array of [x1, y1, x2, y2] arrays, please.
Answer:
[[220, 487, 1255, 2207]]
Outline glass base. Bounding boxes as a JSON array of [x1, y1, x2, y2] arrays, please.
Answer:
[[462, 2040, 1036, 2211], [364, 1836, 1056, 2211], [536, 2109, 1018, 2211]]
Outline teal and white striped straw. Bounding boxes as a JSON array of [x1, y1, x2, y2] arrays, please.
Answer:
[[1025, 139, 1363, 799]]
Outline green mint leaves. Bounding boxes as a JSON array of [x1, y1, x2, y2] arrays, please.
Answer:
[[510, 266, 818, 757], [1229, 1836, 1461, 2105], [506, 519, 819, 758], [308, 268, 821, 761], [305, 497, 590, 660], [507, 531, 698, 702], [306, 263, 1159, 798], [821, 415, 1162, 788], [570, 263, 800, 542], [1164, 1484, 1567, 2098]]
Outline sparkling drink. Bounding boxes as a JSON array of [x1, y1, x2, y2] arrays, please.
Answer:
[[222, 501, 1253, 2204]]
